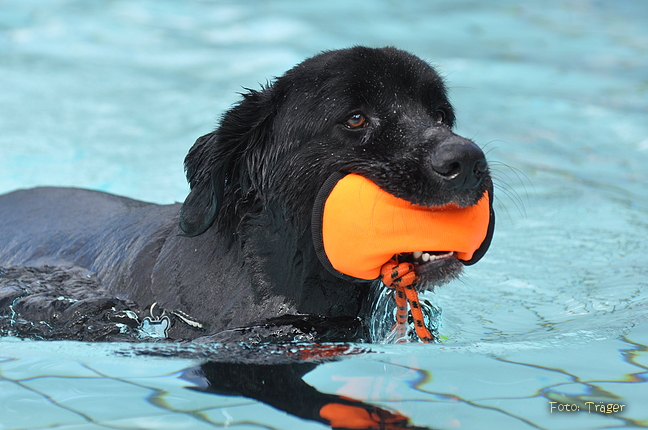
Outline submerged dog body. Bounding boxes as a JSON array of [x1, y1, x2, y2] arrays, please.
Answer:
[[0, 47, 493, 342]]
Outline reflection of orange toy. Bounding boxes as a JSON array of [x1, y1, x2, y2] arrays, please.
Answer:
[[320, 402, 410, 429], [313, 173, 493, 280]]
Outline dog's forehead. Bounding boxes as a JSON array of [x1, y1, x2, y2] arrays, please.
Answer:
[[283, 47, 448, 106]]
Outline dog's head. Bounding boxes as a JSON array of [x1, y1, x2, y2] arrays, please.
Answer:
[[180, 46, 494, 290]]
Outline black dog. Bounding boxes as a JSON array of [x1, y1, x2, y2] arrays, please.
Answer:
[[0, 47, 493, 342]]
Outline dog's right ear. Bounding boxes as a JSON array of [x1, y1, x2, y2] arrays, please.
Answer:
[[179, 89, 274, 237], [179, 131, 228, 237]]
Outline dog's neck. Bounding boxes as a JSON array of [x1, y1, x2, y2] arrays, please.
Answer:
[[238, 209, 368, 319], [147, 205, 369, 340]]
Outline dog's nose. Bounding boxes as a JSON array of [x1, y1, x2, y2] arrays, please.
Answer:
[[430, 136, 487, 190]]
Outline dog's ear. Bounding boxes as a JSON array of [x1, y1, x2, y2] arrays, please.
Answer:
[[179, 89, 274, 237], [179, 132, 228, 237]]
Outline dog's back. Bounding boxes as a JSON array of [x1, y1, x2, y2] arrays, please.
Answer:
[[0, 187, 179, 292], [0, 187, 271, 341]]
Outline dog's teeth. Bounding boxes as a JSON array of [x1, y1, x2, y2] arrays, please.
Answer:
[[421, 252, 430, 262], [412, 251, 423, 259], [428, 251, 454, 261]]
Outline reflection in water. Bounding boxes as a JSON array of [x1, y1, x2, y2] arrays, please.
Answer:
[[181, 344, 432, 430]]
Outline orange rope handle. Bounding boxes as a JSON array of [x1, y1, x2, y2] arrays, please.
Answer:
[[380, 258, 435, 343], [402, 283, 434, 342], [392, 287, 408, 341]]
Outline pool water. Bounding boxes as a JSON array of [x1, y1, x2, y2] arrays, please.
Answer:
[[2, 1, 648, 429]]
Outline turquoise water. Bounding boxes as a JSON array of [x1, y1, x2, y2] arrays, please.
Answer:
[[2, 1, 648, 429]]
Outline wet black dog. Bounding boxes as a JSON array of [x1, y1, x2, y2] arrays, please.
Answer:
[[0, 47, 492, 342]]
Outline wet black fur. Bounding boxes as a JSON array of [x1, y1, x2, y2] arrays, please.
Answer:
[[0, 47, 492, 341]]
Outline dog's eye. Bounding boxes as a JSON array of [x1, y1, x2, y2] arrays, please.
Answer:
[[345, 113, 367, 129], [433, 109, 446, 124]]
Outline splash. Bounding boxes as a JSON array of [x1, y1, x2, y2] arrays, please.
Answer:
[[366, 280, 442, 344]]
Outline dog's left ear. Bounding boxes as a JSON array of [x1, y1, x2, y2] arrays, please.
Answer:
[[179, 89, 275, 237]]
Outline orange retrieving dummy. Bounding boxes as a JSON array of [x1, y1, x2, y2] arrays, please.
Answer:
[[312, 172, 493, 342]]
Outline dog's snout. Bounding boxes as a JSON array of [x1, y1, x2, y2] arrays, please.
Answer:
[[430, 136, 487, 191]]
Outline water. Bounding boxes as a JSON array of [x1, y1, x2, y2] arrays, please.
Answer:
[[2, 1, 648, 428]]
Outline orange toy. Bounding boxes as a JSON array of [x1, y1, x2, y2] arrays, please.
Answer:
[[312, 173, 493, 281]]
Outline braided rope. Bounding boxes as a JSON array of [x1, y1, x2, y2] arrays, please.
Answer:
[[380, 258, 434, 343]]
